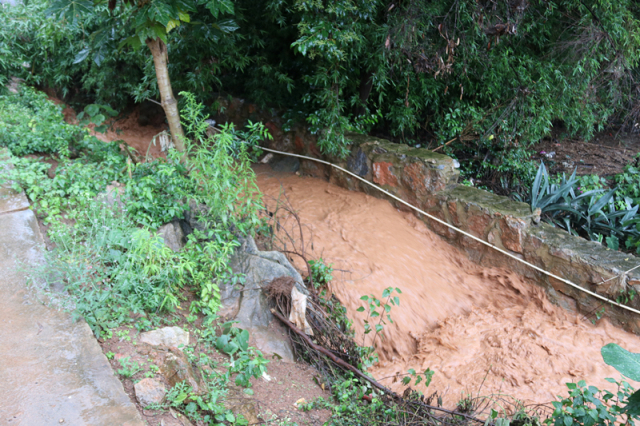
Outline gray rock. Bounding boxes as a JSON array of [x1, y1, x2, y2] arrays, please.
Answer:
[[158, 221, 185, 251], [134, 378, 166, 407], [270, 156, 300, 173], [347, 148, 369, 177], [139, 326, 190, 349], [219, 235, 307, 362], [184, 199, 211, 234]]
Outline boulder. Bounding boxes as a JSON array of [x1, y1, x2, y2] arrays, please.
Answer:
[[184, 200, 211, 234], [157, 221, 185, 251], [270, 156, 300, 173], [220, 235, 307, 362], [139, 326, 189, 349], [134, 378, 166, 407]]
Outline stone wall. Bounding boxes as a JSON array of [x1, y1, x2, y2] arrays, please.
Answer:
[[212, 98, 640, 334]]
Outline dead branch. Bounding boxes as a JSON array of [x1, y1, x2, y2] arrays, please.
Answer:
[[271, 308, 493, 425]]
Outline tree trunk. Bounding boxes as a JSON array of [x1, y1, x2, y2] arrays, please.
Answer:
[[355, 72, 373, 117], [146, 38, 185, 151]]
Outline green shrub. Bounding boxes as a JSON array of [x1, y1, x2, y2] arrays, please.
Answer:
[[0, 86, 86, 156], [3, 88, 267, 333], [125, 160, 192, 228], [308, 258, 333, 289]]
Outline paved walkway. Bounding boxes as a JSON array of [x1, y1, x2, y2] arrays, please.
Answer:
[[0, 150, 143, 425]]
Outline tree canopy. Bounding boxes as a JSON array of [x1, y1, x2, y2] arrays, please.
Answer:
[[3, 0, 640, 168]]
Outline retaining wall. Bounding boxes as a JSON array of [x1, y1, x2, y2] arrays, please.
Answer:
[[212, 97, 640, 334]]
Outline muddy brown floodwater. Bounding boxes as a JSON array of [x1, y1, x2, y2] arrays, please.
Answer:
[[254, 164, 640, 408]]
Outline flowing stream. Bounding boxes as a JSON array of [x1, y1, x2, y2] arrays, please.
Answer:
[[255, 164, 640, 407]]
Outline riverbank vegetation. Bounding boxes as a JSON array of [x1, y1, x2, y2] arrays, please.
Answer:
[[4, 0, 640, 424], [5, 0, 640, 254]]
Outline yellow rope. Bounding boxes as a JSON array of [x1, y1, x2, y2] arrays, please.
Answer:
[[260, 146, 640, 316]]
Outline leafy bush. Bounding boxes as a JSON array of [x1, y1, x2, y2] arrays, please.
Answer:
[[7, 0, 640, 167], [308, 258, 333, 289], [0, 86, 85, 156], [213, 320, 269, 388], [41, 204, 184, 336], [3, 88, 267, 333], [602, 343, 640, 417], [547, 344, 640, 426], [125, 159, 192, 228]]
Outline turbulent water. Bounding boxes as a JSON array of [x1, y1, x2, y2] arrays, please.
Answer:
[[255, 164, 640, 407]]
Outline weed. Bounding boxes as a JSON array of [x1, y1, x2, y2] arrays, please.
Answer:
[[213, 321, 269, 388], [308, 258, 333, 290], [117, 357, 142, 378]]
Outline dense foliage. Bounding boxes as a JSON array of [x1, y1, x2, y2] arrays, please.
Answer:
[[0, 86, 265, 334], [4, 0, 640, 162]]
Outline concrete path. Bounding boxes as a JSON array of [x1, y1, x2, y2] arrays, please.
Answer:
[[0, 151, 143, 425]]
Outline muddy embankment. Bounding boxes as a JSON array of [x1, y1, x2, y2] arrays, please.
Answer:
[[52, 100, 640, 408], [255, 165, 640, 407]]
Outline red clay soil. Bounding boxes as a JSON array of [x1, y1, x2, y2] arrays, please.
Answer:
[[46, 92, 167, 160]]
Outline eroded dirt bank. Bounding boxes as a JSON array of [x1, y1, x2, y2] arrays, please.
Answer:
[[255, 164, 640, 407]]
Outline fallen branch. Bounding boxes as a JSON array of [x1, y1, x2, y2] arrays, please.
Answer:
[[431, 137, 457, 152], [270, 308, 489, 424]]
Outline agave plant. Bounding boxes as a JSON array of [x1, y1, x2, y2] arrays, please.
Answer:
[[529, 162, 640, 250]]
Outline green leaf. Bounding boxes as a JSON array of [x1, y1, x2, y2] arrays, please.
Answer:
[[624, 390, 640, 415], [356, 306, 365, 312], [178, 10, 190, 22], [166, 19, 181, 33], [85, 104, 100, 117], [119, 35, 142, 50], [73, 48, 91, 64], [92, 114, 106, 126], [602, 343, 640, 381]]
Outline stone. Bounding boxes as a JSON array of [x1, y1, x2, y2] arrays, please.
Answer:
[[140, 326, 190, 349], [151, 347, 208, 395], [158, 221, 185, 251], [294, 136, 305, 152], [224, 385, 261, 424], [184, 199, 211, 234], [271, 156, 300, 173], [401, 162, 429, 201], [134, 378, 166, 407], [372, 162, 399, 187], [347, 148, 369, 177], [221, 235, 306, 361], [501, 216, 526, 254]]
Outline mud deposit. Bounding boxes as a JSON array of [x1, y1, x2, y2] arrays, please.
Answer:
[[255, 164, 640, 407]]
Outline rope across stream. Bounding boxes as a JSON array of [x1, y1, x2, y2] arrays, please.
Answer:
[[259, 146, 640, 316]]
